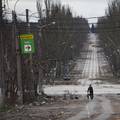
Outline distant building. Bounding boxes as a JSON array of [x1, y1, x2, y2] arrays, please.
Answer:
[[90, 24, 95, 33]]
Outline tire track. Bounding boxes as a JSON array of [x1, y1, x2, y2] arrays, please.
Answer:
[[65, 95, 113, 120]]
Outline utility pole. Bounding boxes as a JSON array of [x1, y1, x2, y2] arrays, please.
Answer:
[[12, 11, 23, 104], [0, 27, 5, 104], [26, 9, 35, 101], [26, 9, 29, 24], [0, 0, 4, 104], [0, 0, 3, 23], [37, 21, 44, 95]]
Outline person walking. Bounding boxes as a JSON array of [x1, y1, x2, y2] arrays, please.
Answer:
[[87, 84, 94, 100]]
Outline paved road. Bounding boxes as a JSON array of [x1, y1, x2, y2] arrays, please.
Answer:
[[70, 33, 111, 82], [77, 33, 111, 81]]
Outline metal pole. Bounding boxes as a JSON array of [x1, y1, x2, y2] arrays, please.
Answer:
[[12, 11, 23, 104]]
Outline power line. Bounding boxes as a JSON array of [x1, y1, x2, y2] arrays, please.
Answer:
[[4, 10, 120, 25], [2, 11, 104, 20]]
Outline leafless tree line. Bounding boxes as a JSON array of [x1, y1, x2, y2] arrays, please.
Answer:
[[97, 0, 120, 77]]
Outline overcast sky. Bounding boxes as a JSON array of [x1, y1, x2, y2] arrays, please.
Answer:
[[8, 0, 112, 22]]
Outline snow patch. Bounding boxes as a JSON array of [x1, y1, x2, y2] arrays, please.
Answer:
[[43, 82, 120, 96]]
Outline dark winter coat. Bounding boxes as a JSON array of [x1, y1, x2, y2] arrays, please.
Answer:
[[87, 86, 93, 95]]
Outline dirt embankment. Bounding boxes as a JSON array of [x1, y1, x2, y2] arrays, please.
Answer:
[[0, 96, 86, 120]]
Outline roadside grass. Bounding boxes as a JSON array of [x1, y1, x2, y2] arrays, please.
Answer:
[[0, 104, 13, 112]]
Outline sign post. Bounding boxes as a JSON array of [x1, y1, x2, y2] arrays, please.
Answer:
[[19, 34, 35, 54]]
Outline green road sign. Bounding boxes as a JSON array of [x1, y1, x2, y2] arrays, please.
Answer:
[[19, 34, 35, 54]]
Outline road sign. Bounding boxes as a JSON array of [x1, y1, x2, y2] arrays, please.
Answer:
[[19, 34, 35, 54]]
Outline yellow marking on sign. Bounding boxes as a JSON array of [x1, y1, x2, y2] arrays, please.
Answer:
[[20, 34, 33, 40]]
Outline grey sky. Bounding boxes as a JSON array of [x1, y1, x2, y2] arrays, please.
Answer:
[[8, 0, 112, 22], [61, 0, 109, 23]]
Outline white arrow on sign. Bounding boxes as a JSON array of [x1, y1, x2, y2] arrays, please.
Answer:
[[24, 45, 32, 52]]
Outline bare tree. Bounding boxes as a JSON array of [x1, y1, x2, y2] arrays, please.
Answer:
[[97, 0, 120, 77]]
